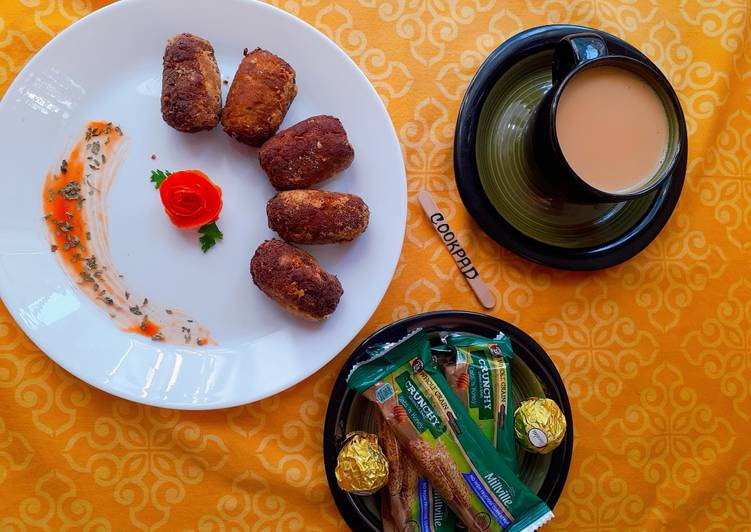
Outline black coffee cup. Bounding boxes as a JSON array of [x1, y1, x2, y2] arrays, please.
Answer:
[[532, 33, 684, 203]]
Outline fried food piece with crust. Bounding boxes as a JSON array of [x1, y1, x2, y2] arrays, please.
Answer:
[[259, 115, 354, 190], [161, 33, 222, 132], [267, 189, 369, 244], [222, 48, 297, 146], [250, 239, 343, 320]]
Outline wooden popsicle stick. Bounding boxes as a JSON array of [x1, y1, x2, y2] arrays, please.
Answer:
[[418, 191, 496, 309]]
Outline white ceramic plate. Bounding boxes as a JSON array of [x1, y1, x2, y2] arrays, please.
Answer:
[[0, 0, 406, 408]]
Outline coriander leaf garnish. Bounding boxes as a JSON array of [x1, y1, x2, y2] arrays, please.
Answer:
[[198, 222, 223, 253], [150, 169, 171, 189]]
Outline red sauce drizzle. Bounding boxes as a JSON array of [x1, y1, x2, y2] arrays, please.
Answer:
[[42, 121, 162, 339]]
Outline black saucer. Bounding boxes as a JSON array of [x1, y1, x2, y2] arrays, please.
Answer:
[[454, 25, 687, 270], [323, 311, 573, 531]]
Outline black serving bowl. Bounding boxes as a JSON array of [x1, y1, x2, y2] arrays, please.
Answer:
[[323, 311, 573, 531]]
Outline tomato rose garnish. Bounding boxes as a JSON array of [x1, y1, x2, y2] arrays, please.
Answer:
[[158, 170, 222, 228]]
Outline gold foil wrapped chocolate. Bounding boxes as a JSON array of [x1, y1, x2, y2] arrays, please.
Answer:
[[335, 431, 389, 495], [514, 398, 566, 454]]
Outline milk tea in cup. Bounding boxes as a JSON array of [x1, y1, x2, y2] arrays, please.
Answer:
[[555, 65, 669, 194]]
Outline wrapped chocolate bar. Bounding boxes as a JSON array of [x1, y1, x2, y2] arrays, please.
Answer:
[[379, 416, 458, 531], [335, 432, 389, 495], [514, 398, 566, 455], [368, 342, 457, 531], [348, 330, 553, 531], [442, 333, 518, 474]]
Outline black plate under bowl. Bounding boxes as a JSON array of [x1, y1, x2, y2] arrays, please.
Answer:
[[323, 311, 573, 531], [454, 24, 687, 270]]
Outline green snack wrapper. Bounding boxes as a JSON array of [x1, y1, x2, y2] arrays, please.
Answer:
[[349, 330, 553, 531], [442, 334, 519, 474], [369, 342, 458, 531], [379, 417, 458, 531]]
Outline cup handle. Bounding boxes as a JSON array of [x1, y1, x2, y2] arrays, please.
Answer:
[[552, 33, 608, 84]]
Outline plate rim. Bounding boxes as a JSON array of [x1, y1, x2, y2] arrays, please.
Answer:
[[453, 24, 687, 271], [0, 0, 407, 409]]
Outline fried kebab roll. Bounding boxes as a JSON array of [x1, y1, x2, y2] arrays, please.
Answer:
[[222, 48, 297, 146], [267, 189, 369, 244], [250, 239, 343, 320], [161, 33, 222, 132], [259, 115, 354, 190]]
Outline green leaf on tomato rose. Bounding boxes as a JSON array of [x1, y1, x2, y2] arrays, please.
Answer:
[[150, 169, 171, 189], [199, 222, 223, 253]]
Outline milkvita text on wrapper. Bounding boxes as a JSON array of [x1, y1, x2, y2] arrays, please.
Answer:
[[442, 333, 519, 475], [348, 330, 553, 532]]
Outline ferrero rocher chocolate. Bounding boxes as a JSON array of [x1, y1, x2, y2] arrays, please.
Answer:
[[514, 397, 566, 454], [334, 431, 389, 495]]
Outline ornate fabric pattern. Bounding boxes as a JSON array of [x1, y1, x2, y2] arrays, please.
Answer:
[[0, 0, 749, 529]]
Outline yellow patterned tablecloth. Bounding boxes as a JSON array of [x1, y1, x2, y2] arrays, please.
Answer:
[[1, 0, 749, 530]]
